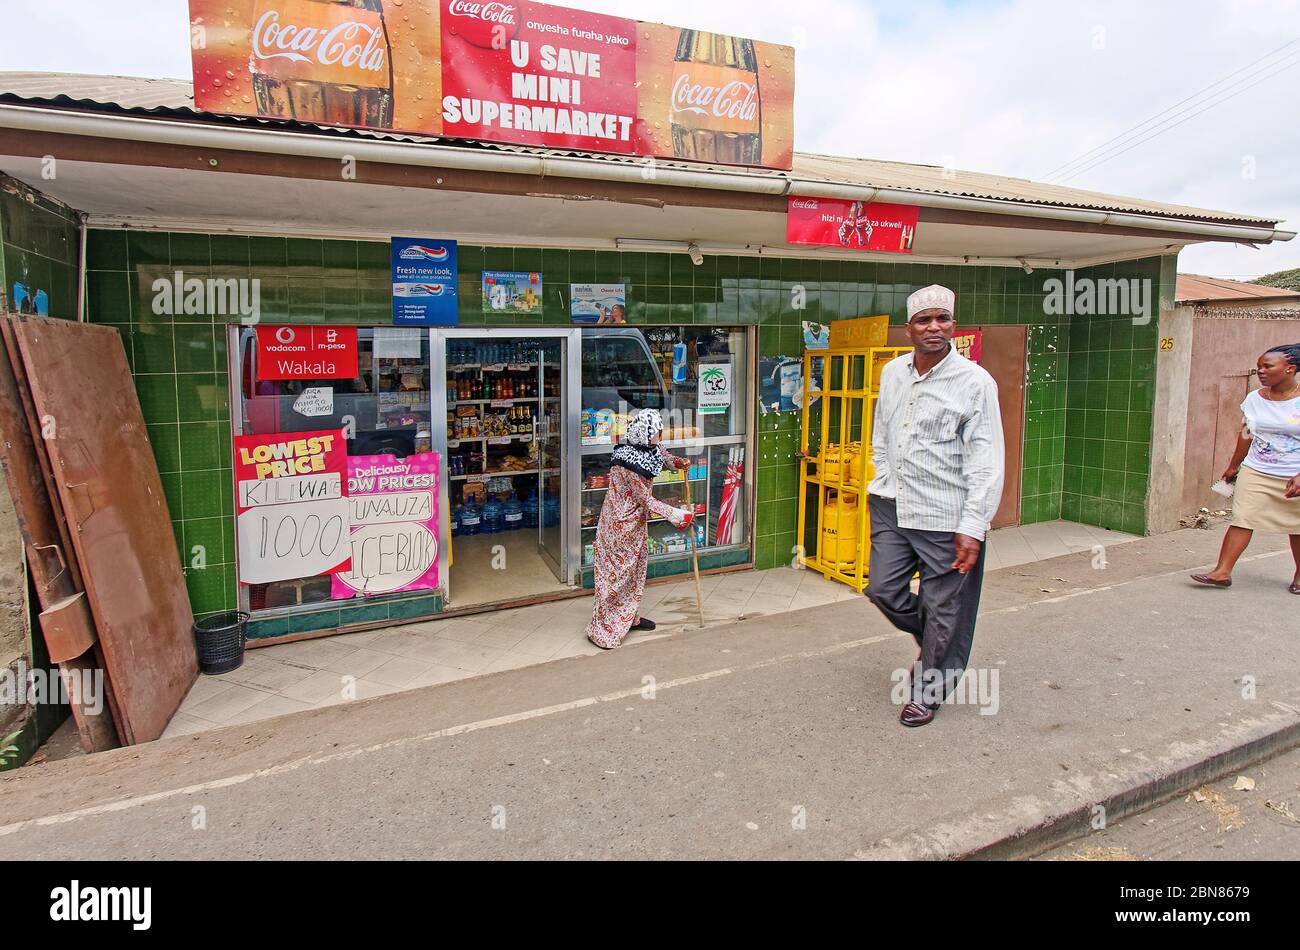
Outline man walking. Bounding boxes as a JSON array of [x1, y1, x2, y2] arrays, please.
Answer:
[[866, 285, 1005, 727]]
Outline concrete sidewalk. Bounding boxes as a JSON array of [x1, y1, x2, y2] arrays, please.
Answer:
[[0, 524, 1296, 859]]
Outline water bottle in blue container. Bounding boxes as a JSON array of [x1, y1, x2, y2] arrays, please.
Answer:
[[461, 499, 481, 536], [503, 493, 523, 531], [482, 496, 503, 533]]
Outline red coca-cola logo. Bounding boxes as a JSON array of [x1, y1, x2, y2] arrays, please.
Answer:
[[445, 0, 520, 49]]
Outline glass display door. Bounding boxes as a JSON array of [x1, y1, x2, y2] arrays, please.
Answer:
[[432, 328, 580, 608]]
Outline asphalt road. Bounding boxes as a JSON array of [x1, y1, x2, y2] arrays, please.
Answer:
[[1, 525, 1297, 860]]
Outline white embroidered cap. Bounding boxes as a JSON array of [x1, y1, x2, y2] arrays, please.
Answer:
[[906, 284, 956, 320]]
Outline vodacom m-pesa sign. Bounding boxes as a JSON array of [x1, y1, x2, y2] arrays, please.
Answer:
[[188, 0, 795, 169], [255, 325, 359, 380]]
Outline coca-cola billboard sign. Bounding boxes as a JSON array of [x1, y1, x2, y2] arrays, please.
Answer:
[[786, 197, 920, 254], [188, 0, 796, 169]]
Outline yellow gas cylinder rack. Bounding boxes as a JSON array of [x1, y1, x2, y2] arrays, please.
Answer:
[[797, 316, 909, 592]]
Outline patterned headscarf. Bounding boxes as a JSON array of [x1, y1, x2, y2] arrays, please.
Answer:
[[610, 408, 665, 480]]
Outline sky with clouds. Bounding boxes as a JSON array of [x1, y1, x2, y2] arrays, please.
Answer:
[[2, 0, 1296, 278]]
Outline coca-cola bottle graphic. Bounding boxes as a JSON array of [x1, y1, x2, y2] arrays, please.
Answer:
[[669, 30, 762, 165], [250, 0, 394, 128]]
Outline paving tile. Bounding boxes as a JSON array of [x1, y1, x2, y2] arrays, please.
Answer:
[[330, 629, 383, 647], [366, 629, 433, 657], [183, 683, 272, 723], [755, 568, 803, 594], [281, 669, 355, 704], [181, 676, 239, 705], [470, 625, 535, 650], [225, 694, 317, 727], [256, 638, 357, 670], [506, 633, 570, 660], [407, 664, 476, 689], [225, 657, 319, 692], [160, 712, 217, 739], [479, 652, 550, 674], [423, 640, 511, 673], [744, 592, 796, 615], [317, 647, 391, 678]]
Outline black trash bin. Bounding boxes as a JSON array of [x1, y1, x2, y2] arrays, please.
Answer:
[[193, 611, 249, 675]]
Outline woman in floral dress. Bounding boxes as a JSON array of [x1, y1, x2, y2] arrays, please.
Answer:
[[586, 409, 694, 649]]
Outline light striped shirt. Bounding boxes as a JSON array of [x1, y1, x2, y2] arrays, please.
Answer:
[[868, 347, 1005, 541]]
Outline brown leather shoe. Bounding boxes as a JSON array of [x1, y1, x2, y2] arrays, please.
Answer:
[[900, 702, 936, 727], [1190, 573, 1232, 588]]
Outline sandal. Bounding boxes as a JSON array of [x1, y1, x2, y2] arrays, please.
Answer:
[[1289, 582, 1300, 595], [630, 617, 657, 631], [1190, 573, 1232, 588]]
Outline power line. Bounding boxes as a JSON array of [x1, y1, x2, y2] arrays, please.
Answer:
[[1042, 37, 1300, 181], [1056, 53, 1300, 183]]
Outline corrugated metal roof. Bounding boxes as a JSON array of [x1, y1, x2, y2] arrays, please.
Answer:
[[0, 70, 1284, 227], [1176, 274, 1300, 303]]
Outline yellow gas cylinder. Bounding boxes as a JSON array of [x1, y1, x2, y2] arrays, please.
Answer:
[[820, 492, 861, 569], [820, 445, 845, 483], [843, 442, 864, 487]]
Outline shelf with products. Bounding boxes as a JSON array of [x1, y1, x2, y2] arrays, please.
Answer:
[[449, 467, 560, 482], [580, 477, 708, 494], [578, 452, 711, 567], [448, 398, 539, 407], [448, 362, 538, 373]]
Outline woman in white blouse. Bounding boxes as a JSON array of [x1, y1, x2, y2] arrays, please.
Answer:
[[1192, 343, 1300, 593]]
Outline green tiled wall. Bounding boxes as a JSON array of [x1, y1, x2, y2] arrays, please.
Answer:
[[0, 174, 79, 319], [82, 226, 1169, 620], [1059, 256, 1174, 536]]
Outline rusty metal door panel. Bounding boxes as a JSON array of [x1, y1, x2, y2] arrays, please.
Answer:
[[887, 324, 1026, 528], [10, 315, 195, 744], [0, 317, 118, 752]]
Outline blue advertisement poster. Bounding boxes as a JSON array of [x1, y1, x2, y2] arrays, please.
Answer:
[[392, 238, 458, 326]]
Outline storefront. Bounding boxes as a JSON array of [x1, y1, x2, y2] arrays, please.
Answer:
[[229, 321, 754, 624]]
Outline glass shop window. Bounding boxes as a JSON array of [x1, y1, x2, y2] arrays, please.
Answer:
[[579, 326, 750, 565], [236, 327, 432, 611]]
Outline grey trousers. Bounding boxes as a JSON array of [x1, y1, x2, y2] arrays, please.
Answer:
[[865, 495, 986, 708]]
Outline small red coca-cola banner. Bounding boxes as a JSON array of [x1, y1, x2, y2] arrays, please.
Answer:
[[786, 197, 920, 254], [255, 325, 359, 381]]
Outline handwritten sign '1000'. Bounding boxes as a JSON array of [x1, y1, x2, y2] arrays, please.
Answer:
[[233, 428, 353, 584]]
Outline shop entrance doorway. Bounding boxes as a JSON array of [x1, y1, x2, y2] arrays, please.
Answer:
[[432, 329, 580, 608]]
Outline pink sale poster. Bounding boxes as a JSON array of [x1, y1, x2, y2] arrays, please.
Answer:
[[331, 452, 441, 599]]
